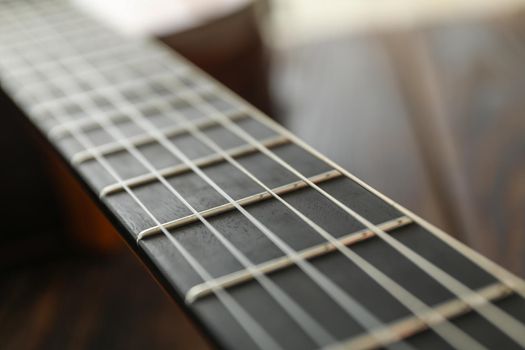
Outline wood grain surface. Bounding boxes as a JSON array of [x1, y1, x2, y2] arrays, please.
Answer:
[[0, 248, 211, 350]]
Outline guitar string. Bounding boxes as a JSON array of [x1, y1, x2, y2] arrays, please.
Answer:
[[0, 5, 281, 350], [8, 3, 408, 349], [5, 0, 524, 348]]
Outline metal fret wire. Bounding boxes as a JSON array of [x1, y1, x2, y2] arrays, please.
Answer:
[[26, 66, 181, 112], [27, 66, 197, 114], [331, 283, 514, 350], [0, 39, 142, 81], [5, 3, 354, 348], [165, 58, 525, 347], [2, 41, 147, 85], [3, 39, 145, 79], [99, 135, 290, 197], [185, 217, 412, 302], [10, 59, 187, 118], [136, 169, 341, 240], [4, 0, 524, 348], [0, 4, 281, 350], [70, 110, 246, 164], [47, 87, 217, 138]]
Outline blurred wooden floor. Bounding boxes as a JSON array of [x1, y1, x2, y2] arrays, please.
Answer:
[[0, 249, 210, 350]]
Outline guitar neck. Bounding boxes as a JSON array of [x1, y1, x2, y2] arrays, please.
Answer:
[[1, 1, 525, 349]]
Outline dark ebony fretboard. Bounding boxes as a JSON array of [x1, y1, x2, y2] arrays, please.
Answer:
[[1, 1, 525, 349]]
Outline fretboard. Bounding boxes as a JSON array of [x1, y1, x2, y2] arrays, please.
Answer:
[[1, 1, 525, 349]]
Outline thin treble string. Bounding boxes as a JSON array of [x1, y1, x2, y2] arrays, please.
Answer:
[[143, 73, 488, 350], [37, 26, 416, 350], [4, 6, 280, 350], [165, 54, 525, 346]]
